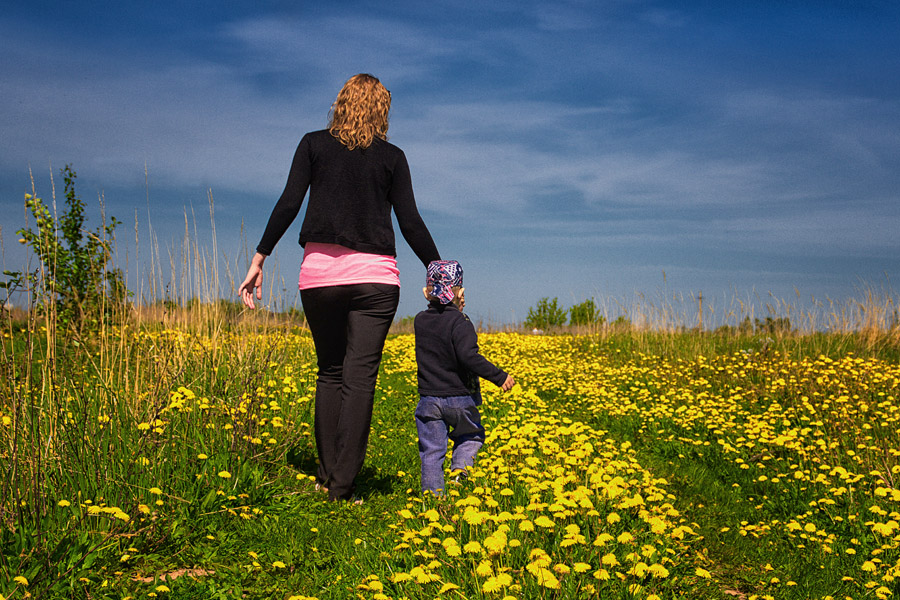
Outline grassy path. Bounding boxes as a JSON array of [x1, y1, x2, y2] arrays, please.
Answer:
[[3, 329, 898, 599]]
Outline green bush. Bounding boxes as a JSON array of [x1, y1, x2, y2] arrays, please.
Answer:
[[569, 298, 605, 326], [525, 296, 567, 329], [8, 165, 127, 330]]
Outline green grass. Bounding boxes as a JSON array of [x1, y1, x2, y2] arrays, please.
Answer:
[[2, 315, 899, 599]]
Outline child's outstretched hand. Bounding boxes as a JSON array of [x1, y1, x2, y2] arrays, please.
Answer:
[[501, 375, 516, 391]]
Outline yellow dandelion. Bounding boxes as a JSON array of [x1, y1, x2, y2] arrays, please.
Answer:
[[58, 500, 71, 507], [218, 471, 232, 479], [601, 552, 619, 566], [872, 522, 897, 536], [463, 511, 488, 525], [482, 576, 504, 593], [13, 576, 28, 586], [476, 560, 493, 577], [528, 552, 552, 569], [530, 566, 560, 589], [410, 566, 438, 584], [648, 516, 667, 534], [534, 515, 555, 528], [484, 533, 508, 554], [616, 531, 634, 544], [875, 586, 892, 599], [423, 509, 440, 521], [648, 564, 670, 578], [628, 562, 648, 577]]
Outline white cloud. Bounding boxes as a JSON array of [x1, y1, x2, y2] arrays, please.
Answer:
[[218, 14, 472, 87]]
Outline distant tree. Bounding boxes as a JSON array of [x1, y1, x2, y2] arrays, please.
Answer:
[[569, 298, 605, 326], [755, 316, 792, 335], [525, 297, 568, 330], [285, 306, 306, 323], [217, 298, 245, 318], [611, 315, 632, 330], [394, 315, 415, 327]]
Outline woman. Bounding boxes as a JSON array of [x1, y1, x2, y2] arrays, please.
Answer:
[[239, 74, 440, 502]]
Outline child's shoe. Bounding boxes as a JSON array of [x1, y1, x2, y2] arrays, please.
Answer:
[[450, 469, 469, 484]]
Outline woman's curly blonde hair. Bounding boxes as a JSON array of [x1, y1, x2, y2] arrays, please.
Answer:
[[328, 74, 391, 150]]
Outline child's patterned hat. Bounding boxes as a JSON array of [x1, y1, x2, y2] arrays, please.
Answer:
[[426, 260, 463, 304]]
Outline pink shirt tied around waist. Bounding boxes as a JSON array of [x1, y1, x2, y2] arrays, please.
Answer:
[[297, 242, 400, 290]]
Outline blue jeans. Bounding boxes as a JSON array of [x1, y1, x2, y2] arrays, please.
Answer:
[[415, 395, 485, 493]]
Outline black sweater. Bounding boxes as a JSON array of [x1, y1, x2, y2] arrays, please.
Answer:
[[256, 130, 440, 266], [414, 302, 508, 401]]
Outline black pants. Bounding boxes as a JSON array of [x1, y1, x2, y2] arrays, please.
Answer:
[[300, 283, 399, 500]]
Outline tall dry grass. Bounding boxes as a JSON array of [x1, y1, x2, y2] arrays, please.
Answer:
[[470, 284, 900, 361], [0, 189, 316, 594]]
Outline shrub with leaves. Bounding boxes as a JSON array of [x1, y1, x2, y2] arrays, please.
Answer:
[[10, 165, 127, 330], [569, 297, 604, 326], [524, 296, 567, 329]]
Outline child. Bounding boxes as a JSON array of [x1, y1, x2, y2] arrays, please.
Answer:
[[414, 260, 515, 494]]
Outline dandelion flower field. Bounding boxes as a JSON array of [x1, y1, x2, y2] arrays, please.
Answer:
[[2, 323, 899, 599]]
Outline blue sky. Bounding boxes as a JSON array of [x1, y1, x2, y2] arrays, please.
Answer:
[[2, 1, 899, 326]]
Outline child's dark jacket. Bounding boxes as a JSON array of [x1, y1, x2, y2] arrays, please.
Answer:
[[414, 302, 508, 403]]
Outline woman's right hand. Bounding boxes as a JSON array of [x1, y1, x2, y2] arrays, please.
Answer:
[[239, 253, 266, 309]]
